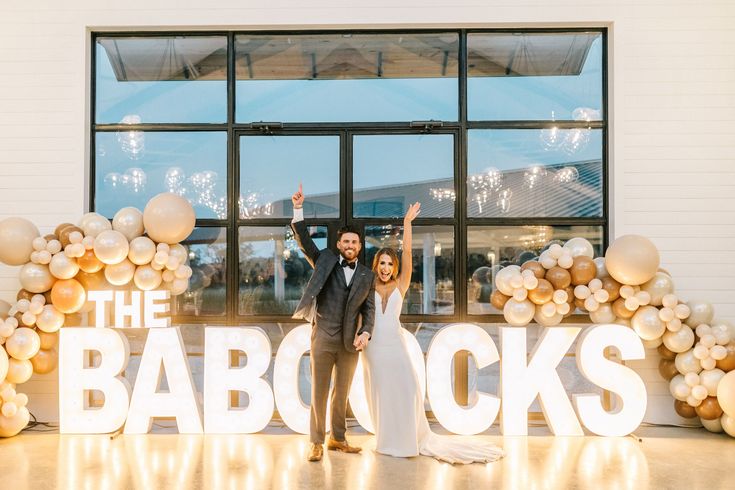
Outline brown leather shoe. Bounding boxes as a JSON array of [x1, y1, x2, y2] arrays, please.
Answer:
[[327, 438, 362, 454], [307, 443, 323, 462]]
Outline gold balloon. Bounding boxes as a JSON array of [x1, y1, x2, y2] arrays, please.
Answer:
[[696, 397, 724, 420], [716, 342, 735, 372], [612, 297, 635, 319], [490, 289, 511, 310], [657, 343, 677, 361], [521, 261, 545, 279], [54, 222, 74, 237], [569, 256, 596, 286], [75, 270, 108, 291], [674, 399, 698, 419], [528, 279, 554, 305], [77, 249, 104, 273], [545, 266, 571, 290], [16, 289, 35, 302], [601, 276, 622, 302], [58, 225, 83, 248], [30, 348, 57, 375], [50, 279, 86, 314], [64, 312, 83, 327], [658, 359, 678, 381], [44, 233, 58, 242], [574, 297, 587, 311], [38, 330, 59, 350]]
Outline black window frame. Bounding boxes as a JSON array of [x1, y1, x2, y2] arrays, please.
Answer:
[[90, 28, 608, 326]]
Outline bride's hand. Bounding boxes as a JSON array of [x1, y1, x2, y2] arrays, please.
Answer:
[[404, 202, 421, 223]]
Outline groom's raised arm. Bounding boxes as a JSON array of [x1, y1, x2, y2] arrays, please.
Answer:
[[290, 184, 320, 268]]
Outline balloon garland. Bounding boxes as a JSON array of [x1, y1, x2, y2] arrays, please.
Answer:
[[0, 193, 195, 437], [493, 234, 735, 436]]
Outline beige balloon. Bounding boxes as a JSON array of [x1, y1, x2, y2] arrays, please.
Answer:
[[631, 305, 665, 341], [503, 298, 535, 327], [641, 272, 675, 307], [0, 345, 8, 385], [720, 413, 735, 437], [563, 237, 594, 258], [113, 207, 145, 241], [38, 330, 59, 350], [5, 358, 33, 384], [534, 306, 563, 327], [589, 303, 616, 324], [128, 236, 157, 265], [604, 235, 660, 286], [675, 350, 703, 375], [49, 252, 80, 280], [663, 325, 695, 353], [143, 192, 196, 244], [19, 263, 55, 293], [170, 278, 189, 296], [717, 371, 735, 417], [168, 243, 188, 264], [0, 299, 11, 318], [5, 327, 41, 361], [495, 265, 521, 296], [94, 230, 130, 265], [686, 300, 715, 327], [79, 213, 112, 238], [134, 265, 163, 291], [701, 368, 726, 397], [35, 305, 65, 333], [104, 258, 136, 286], [0, 406, 30, 437], [0, 217, 40, 266]]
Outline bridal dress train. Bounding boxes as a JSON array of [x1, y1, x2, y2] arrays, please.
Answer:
[[361, 289, 504, 464]]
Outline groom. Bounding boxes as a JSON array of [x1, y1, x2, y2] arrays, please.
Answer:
[[290, 184, 376, 462]]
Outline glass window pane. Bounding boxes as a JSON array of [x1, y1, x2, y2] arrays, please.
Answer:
[[95, 36, 227, 123], [239, 225, 328, 315], [235, 33, 458, 123], [354, 134, 454, 218], [173, 227, 227, 316], [467, 129, 602, 218], [467, 225, 604, 315], [468, 32, 603, 121], [365, 225, 454, 315], [239, 136, 340, 219], [95, 131, 227, 219]]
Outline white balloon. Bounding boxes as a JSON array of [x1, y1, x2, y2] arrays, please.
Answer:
[[495, 265, 521, 296], [133, 265, 163, 291], [563, 237, 594, 258], [675, 350, 702, 375], [80, 213, 112, 238], [104, 259, 136, 286], [94, 230, 130, 265], [700, 369, 725, 397], [593, 257, 608, 278], [686, 300, 715, 327], [663, 325, 695, 353], [670, 374, 689, 401], [49, 252, 79, 280], [128, 236, 157, 265], [112, 207, 145, 241], [701, 416, 723, 433], [35, 305, 65, 333], [503, 298, 535, 327]]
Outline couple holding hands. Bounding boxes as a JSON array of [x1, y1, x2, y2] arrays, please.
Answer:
[[290, 185, 503, 464]]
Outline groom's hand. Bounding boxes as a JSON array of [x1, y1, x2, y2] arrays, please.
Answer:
[[354, 332, 370, 351], [292, 183, 304, 209]]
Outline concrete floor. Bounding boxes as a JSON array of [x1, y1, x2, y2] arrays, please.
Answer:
[[1, 424, 733, 489]]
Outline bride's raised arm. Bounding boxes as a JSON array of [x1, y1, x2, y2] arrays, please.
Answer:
[[398, 202, 421, 295]]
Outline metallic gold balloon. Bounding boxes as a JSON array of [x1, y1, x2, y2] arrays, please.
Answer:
[[521, 261, 545, 279], [30, 348, 57, 375], [54, 223, 74, 237], [657, 343, 677, 361], [612, 297, 635, 319], [50, 279, 86, 314], [75, 270, 108, 291], [58, 225, 84, 248], [569, 256, 596, 286], [528, 278, 554, 305], [490, 289, 510, 310], [601, 276, 621, 302], [674, 399, 698, 419], [658, 359, 679, 381], [38, 330, 59, 350], [716, 342, 735, 372], [16, 289, 35, 302], [545, 266, 571, 290], [696, 396, 723, 420]]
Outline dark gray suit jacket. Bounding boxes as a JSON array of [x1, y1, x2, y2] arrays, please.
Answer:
[[290, 219, 375, 352]]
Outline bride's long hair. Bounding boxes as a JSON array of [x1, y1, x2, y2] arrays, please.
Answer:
[[371, 248, 400, 280]]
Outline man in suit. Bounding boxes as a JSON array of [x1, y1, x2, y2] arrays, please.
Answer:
[[291, 184, 375, 462]]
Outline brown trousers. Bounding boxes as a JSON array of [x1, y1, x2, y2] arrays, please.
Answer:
[[310, 327, 358, 444]]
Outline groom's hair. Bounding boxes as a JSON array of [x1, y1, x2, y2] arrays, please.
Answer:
[[337, 225, 362, 241]]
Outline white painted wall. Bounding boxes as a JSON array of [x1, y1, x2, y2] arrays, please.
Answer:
[[1, 0, 733, 425]]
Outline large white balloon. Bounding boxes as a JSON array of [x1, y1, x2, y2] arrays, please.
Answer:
[[0, 406, 30, 437], [503, 298, 535, 327], [35, 305, 65, 333], [113, 207, 145, 241], [143, 193, 196, 244], [495, 265, 521, 296], [676, 350, 703, 375], [604, 235, 660, 286], [133, 265, 163, 291], [563, 237, 594, 258], [128, 236, 157, 265], [685, 300, 714, 327], [5, 328, 41, 361], [94, 230, 130, 265], [104, 259, 136, 286], [641, 272, 674, 307], [717, 371, 735, 417], [19, 263, 55, 293], [79, 213, 112, 238], [0, 217, 40, 266], [663, 325, 695, 353], [631, 305, 665, 340], [49, 253, 79, 280], [589, 303, 616, 324]]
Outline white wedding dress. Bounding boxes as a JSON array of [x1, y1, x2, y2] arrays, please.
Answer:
[[361, 288, 504, 464]]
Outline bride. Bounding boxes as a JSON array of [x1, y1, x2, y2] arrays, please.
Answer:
[[356, 202, 504, 464]]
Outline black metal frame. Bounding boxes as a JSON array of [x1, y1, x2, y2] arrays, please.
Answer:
[[90, 27, 608, 326]]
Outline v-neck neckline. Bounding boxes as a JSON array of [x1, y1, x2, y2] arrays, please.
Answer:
[[377, 287, 399, 315]]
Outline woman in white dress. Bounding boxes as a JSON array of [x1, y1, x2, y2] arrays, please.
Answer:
[[358, 202, 504, 464]]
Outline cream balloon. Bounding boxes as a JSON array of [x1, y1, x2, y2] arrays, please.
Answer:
[[642, 337, 663, 349], [168, 243, 188, 264], [35, 305, 65, 333], [112, 207, 145, 241], [0, 406, 30, 437], [5, 328, 41, 361], [717, 371, 735, 417], [79, 213, 112, 238], [170, 278, 189, 295], [18, 263, 55, 294], [631, 305, 665, 341], [49, 252, 80, 280], [721, 413, 735, 437], [700, 369, 726, 397], [104, 259, 136, 286], [495, 265, 521, 296], [676, 350, 703, 375], [604, 235, 660, 286], [669, 375, 689, 401], [701, 416, 723, 433], [503, 298, 535, 327], [143, 192, 196, 244], [589, 303, 616, 324], [5, 358, 33, 384], [593, 257, 608, 279], [663, 325, 695, 353], [0, 299, 10, 318], [133, 265, 163, 291], [641, 272, 675, 307], [533, 307, 563, 327], [686, 300, 715, 327], [128, 236, 157, 265], [94, 230, 130, 265], [0, 217, 40, 266], [563, 237, 594, 258], [0, 346, 8, 385]]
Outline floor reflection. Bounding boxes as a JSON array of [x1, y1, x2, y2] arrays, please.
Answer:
[[2, 426, 733, 489]]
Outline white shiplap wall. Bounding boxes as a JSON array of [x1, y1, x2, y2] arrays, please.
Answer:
[[0, 0, 733, 424]]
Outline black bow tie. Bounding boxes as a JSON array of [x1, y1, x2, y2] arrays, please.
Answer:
[[341, 260, 356, 269]]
